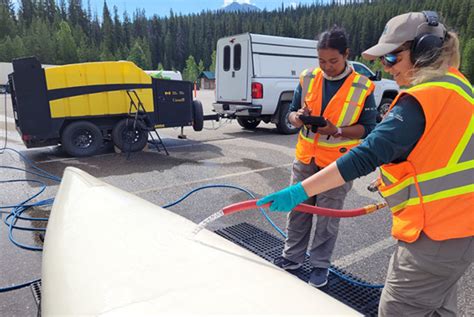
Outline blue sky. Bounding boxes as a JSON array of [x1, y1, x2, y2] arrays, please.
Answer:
[[85, 0, 319, 17]]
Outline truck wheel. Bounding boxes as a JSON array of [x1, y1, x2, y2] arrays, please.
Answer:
[[276, 101, 298, 134], [237, 118, 260, 129], [377, 98, 393, 123], [61, 121, 103, 157], [112, 118, 148, 152], [192, 100, 204, 131]]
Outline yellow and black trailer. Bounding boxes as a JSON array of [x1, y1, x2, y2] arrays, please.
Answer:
[[8, 57, 204, 156]]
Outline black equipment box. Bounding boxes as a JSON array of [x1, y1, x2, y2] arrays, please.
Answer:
[[152, 79, 193, 127]]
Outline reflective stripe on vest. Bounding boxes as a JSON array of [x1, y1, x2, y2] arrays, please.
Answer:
[[449, 114, 474, 165], [410, 73, 473, 105], [380, 168, 397, 186], [381, 161, 474, 212], [301, 68, 320, 108], [299, 72, 372, 146], [336, 75, 372, 127]]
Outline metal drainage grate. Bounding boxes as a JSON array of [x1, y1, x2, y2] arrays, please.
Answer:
[[30, 280, 41, 317], [216, 222, 381, 316]]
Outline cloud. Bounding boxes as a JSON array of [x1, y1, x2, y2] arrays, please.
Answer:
[[223, 0, 252, 6], [289, 2, 298, 8]]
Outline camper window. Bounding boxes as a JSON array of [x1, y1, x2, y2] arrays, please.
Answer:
[[234, 44, 241, 70], [224, 46, 231, 71]]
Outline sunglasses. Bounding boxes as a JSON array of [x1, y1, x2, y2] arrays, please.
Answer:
[[380, 49, 406, 67]]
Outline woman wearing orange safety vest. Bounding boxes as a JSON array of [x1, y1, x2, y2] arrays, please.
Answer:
[[271, 26, 377, 288], [258, 11, 473, 316]]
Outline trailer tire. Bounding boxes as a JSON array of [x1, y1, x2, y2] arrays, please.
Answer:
[[112, 118, 148, 153], [377, 98, 393, 123], [276, 101, 298, 134], [237, 118, 261, 129], [61, 121, 103, 157], [192, 100, 204, 131]]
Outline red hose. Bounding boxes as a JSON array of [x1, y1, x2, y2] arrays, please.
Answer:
[[222, 199, 387, 218]]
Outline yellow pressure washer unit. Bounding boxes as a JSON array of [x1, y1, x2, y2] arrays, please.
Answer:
[[8, 57, 210, 157]]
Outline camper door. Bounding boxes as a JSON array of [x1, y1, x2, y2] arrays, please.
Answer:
[[216, 36, 250, 103]]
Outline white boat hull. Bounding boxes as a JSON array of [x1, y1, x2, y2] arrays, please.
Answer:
[[41, 167, 361, 316]]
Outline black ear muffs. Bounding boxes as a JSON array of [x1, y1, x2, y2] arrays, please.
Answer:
[[410, 11, 445, 67], [410, 33, 444, 66]]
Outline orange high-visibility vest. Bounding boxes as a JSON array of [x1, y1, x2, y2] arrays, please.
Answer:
[[378, 67, 473, 243], [295, 68, 375, 167]]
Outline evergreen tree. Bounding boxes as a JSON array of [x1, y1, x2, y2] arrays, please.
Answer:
[[45, 0, 56, 23], [139, 37, 152, 69], [0, 36, 26, 62], [198, 59, 205, 76], [78, 37, 99, 62], [19, 0, 35, 27], [99, 43, 114, 61], [209, 50, 216, 73], [127, 40, 148, 69], [182, 55, 199, 82], [0, 1, 16, 41], [55, 21, 78, 64], [461, 38, 474, 81], [23, 18, 56, 63], [113, 6, 122, 50], [101, 1, 114, 55]]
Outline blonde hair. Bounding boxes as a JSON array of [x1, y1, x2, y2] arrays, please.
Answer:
[[410, 31, 460, 85]]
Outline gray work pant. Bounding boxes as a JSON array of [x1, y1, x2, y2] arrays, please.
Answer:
[[379, 233, 474, 317], [282, 159, 352, 268]]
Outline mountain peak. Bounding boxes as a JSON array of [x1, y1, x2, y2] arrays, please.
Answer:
[[222, 2, 261, 13]]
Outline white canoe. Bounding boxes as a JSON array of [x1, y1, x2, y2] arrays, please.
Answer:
[[41, 167, 361, 316]]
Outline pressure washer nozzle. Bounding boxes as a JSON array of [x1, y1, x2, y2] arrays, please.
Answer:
[[363, 202, 388, 213]]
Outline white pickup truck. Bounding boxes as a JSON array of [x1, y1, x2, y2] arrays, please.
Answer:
[[212, 33, 400, 134]]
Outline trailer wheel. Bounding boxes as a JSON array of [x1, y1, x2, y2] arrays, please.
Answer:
[[237, 118, 261, 129], [61, 121, 103, 157], [112, 119, 148, 152], [276, 101, 298, 134], [377, 98, 393, 123], [192, 100, 204, 131]]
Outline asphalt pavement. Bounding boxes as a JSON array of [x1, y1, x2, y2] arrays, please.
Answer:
[[0, 90, 472, 316]]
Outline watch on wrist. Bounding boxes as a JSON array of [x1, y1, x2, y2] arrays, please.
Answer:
[[333, 127, 342, 136]]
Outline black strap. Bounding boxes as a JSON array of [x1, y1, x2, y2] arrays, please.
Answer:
[[422, 11, 439, 26]]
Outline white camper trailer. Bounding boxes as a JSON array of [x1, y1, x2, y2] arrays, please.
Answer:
[[212, 33, 400, 133], [213, 33, 318, 134]]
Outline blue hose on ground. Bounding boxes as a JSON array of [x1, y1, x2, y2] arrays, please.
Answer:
[[0, 147, 59, 292], [0, 279, 41, 293]]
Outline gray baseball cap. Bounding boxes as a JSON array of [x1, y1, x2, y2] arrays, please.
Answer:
[[362, 12, 446, 60]]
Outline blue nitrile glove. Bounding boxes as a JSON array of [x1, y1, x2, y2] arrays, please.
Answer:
[[256, 182, 309, 212]]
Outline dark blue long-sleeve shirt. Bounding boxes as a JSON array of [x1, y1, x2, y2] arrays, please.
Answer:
[[289, 76, 377, 138], [336, 94, 426, 181]]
